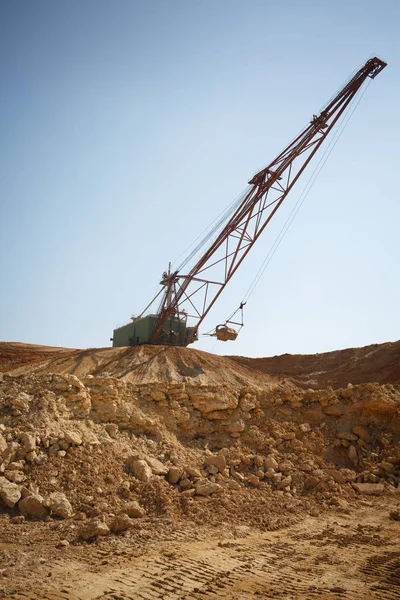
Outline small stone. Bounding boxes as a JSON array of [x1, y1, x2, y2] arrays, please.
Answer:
[[304, 476, 319, 490], [73, 512, 87, 521], [195, 481, 222, 496], [145, 456, 169, 475], [4, 470, 25, 484], [352, 425, 370, 443], [323, 405, 344, 417], [78, 518, 110, 540], [380, 461, 396, 474], [20, 433, 36, 453], [264, 456, 278, 470], [110, 514, 133, 533], [228, 480, 241, 490], [10, 515, 25, 524], [353, 483, 384, 496], [299, 423, 311, 433], [186, 466, 202, 479], [58, 450, 67, 458], [57, 539, 69, 548], [167, 467, 182, 484], [204, 452, 226, 474], [121, 501, 145, 519], [105, 423, 118, 439], [254, 455, 264, 467], [338, 432, 358, 442], [348, 445, 358, 465], [247, 474, 260, 487], [64, 431, 82, 446]]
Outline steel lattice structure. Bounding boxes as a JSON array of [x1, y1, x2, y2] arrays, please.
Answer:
[[149, 57, 386, 346]]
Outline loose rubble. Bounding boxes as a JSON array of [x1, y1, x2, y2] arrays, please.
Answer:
[[0, 343, 399, 543]]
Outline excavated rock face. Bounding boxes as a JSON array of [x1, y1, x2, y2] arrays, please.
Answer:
[[0, 351, 399, 536]]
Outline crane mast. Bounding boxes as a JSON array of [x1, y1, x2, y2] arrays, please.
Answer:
[[111, 57, 386, 348]]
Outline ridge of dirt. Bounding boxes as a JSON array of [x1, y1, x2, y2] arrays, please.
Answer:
[[229, 339, 400, 389]]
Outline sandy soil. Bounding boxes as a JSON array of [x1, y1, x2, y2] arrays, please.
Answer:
[[230, 340, 400, 389], [2, 497, 399, 599]]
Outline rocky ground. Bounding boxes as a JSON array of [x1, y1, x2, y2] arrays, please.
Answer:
[[0, 341, 399, 599]]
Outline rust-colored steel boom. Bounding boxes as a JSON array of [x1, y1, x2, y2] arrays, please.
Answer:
[[150, 57, 386, 345]]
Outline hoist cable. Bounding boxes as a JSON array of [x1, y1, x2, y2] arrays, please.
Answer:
[[241, 79, 371, 304], [172, 186, 252, 273]]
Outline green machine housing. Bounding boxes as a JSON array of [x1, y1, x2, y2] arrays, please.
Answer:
[[111, 314, 197, 347]]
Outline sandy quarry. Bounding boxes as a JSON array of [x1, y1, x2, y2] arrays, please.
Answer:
[[0, 340, 399, 599]]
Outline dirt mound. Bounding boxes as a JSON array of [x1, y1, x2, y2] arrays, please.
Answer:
[[0, 342, 287, 388], [230, 340, 400, 389]]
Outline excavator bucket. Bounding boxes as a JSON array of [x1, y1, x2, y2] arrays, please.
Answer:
[[215, 325, 238, 342]]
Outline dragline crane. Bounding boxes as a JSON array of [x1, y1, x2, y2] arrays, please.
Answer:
[[111, 57, 386, 348]]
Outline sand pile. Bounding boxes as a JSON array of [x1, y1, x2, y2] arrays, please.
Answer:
[[230, 340, 400, 389], [1, 343, 399, 544]]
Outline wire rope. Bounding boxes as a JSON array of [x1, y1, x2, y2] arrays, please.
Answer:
[[241, 79, 371, 304]]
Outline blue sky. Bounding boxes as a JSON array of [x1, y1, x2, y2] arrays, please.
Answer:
[[1, 0, 399, 357]]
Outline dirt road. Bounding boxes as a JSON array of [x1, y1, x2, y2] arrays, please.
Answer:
[[3, 497, 399, 600]]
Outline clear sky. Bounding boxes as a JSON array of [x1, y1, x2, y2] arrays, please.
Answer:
[[1, 0, 399, 358]]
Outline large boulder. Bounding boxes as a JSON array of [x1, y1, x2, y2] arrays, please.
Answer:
[[78, 518, 110, 540], [121, 501, 145, 518], [48, 492, 73, 519], [190, 390, 238, 413], [127, 457, 153, 482], [19, 494, 50, 519], [110, 514, 134, 533], [0, 477, 21, 508], [195, 480, 222, 496], [145, 456, 168, 476], [353, 483, 385, 496]]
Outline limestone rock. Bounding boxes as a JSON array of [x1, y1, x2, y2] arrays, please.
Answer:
[[228, 480, 241, 490], [323, 405, 345, 417], [186, 466, 202, 479], [353, 483, 384, 496], [167, 467, 182, 484], [195, 481, 222, 496], [20, 433, 36, 454], [128, 458, 153, 482], [64, 431, 83, 446], [204, 452, 226, 474], [48, 492, 73, 519], [19, 494, 49, 519], [105, 423, 118, 439], [78, 518, 110, 540], [0, 477, 21, 508], [348, 445, 358, 465], [352, 425, 370, 442], [190, 390, 238, 413], [265, 456, 278, 470], [338, 432, 358, 442], [4, 470, 25, 484], [247, 474, 260, 487], [121, 501, 145, 519], [145, 456, 168, 476], [110, 514, 133, 533]]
